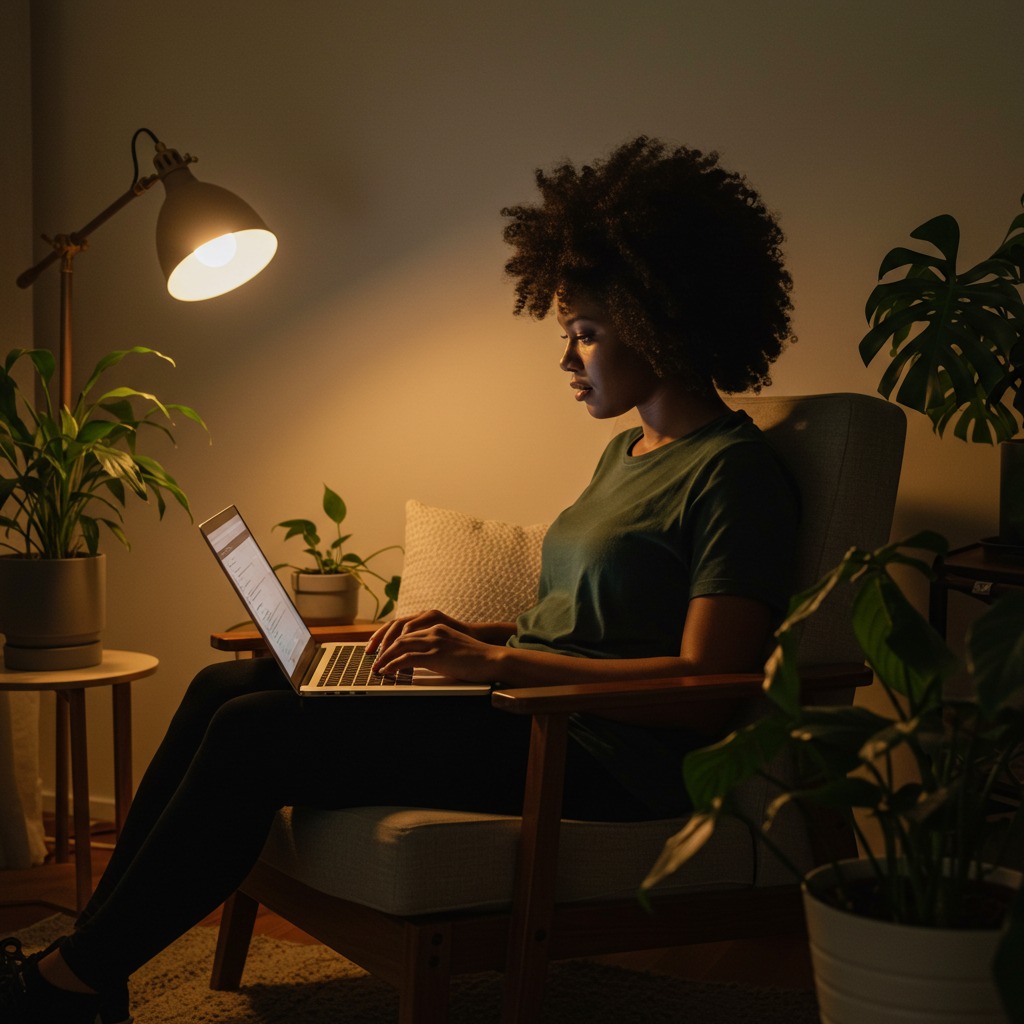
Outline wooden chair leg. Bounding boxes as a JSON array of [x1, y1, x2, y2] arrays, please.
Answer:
[[398, 921, 452, 1024], [501, 713, 569, 1024], [211, 890, 259, 990]]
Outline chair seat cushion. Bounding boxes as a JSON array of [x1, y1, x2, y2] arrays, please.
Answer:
[[259, 805, 754, 917]]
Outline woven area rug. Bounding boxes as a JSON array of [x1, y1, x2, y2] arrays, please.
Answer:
[[19, 915, 820, 1023]]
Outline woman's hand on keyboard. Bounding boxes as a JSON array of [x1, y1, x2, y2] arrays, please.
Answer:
[[369, 619, 503, 683]]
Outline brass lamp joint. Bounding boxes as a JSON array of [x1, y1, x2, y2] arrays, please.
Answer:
[[151, 142, 198, 181], [42, 234, 88, 261]]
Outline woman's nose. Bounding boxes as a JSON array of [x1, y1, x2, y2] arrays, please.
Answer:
[[560, 338, 580, 372]]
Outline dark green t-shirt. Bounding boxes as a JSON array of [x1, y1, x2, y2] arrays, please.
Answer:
[[508, 409, 800, 817], [511, 410, 798, 658]]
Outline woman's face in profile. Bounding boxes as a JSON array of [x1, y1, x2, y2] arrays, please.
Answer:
[[555, 297, 661, 420]]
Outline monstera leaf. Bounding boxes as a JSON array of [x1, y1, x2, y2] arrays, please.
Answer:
[[860, 205, 1024, 443]]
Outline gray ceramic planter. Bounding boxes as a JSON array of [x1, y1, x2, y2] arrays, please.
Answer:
[[0, 554, 106, 670]]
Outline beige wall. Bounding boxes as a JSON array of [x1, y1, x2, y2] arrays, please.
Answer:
[[9, 0, 1024, 812]]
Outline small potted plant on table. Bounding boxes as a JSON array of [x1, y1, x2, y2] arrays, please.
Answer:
[[644, 533, 1024, 1023], [274, 484, 401, 624]]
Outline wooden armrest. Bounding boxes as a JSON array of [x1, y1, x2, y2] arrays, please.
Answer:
[[210, 623, 377, 652], [490, 662, 871, 716]]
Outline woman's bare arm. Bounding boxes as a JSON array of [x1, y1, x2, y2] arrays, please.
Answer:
[[370, 595, 773, 732]]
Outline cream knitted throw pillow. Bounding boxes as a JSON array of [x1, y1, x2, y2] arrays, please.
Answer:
[[394, 500, 548, 623]]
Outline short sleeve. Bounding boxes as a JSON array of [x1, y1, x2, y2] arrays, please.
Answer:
[[685, 441, 800, 613]]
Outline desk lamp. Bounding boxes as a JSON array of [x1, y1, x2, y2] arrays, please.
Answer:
[[16, 127, 278, 407]]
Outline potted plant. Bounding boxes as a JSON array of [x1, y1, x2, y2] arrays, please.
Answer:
[[860, 199, 1024, 549], [274, 484, 401, 624], [643, 533, 1024, 1022], [0, 346, 204, 669]]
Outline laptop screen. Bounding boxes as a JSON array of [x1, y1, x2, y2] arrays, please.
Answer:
[[201, 506, 313, 678]]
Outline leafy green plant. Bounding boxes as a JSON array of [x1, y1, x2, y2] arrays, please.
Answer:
[[0, 346, 205, 558], [274, 484, 401, 621], [643, 534, 1024, 1015], [860, 198, 1024, 443]]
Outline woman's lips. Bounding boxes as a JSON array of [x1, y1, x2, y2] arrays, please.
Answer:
[[570, 381, 592, 401]]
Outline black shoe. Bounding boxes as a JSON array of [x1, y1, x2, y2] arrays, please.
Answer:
[[98, 984, 132, 1024], [0, 935, 106, 1024], [21, 956, 103, 1024], [1, 936, 29, 1023]]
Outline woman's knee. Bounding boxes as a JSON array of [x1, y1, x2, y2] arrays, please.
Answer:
[[184, 659, 283, 708], [205, 687, 300, 752], [164, 660, 284, 742]]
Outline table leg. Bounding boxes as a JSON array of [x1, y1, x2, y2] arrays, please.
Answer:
[[928, 578, 949, 640], [54, 694, 69, 863], [111, 681, 133, 835], [66, 688, 93, 912]]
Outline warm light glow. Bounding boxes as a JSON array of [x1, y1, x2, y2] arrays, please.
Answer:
[[193, 233, 238, 268], [166, 228, 278, 301]]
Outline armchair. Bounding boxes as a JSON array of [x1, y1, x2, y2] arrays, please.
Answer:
[[208, 392, 906, 1023]]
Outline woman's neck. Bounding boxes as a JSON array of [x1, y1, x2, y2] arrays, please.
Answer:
[[631, 389, 731, 455]]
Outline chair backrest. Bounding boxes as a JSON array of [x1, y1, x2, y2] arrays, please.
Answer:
[[724, 394, 906, 883], [729, 392, 907, 665]]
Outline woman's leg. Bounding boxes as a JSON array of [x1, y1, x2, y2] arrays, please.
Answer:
[[76, 657, 289, 927], [58, 679, 656, 995], [57, 689, 537, 993]]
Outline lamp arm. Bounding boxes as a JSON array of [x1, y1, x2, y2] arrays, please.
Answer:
[[16, 175, 160, 290], [16, 174, 160, 408]]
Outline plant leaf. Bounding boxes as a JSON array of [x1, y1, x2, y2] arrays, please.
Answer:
[[909, 213, 961, 265], [322, 484, 347, 525], [640, 810, 719, 894], [852, 575, 955, 710], [683, 716, 790, 812], [765, 777, 882, 828], [877, 245, 947, 279], [968, 591, 1024, 717]]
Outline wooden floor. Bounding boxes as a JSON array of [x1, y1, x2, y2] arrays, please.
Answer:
[[0, 819, 815, 992]]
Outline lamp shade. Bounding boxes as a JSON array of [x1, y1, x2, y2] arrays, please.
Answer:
[[156, 164, 277, 301]]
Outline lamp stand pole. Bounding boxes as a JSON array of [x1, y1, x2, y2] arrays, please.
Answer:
[[57, 240, 81, 410], [18, 182, 154, 409]]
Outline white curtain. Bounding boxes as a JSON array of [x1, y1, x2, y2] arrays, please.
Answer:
[[0, 691, 47, 868]]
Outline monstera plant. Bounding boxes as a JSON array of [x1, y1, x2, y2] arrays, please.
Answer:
[[860, 200, 1024, 443], [859, 198, 1024, 549]]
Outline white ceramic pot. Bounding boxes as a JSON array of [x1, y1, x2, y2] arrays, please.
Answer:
[[803, 858, 1021, 1024], [290, 570, 359, 625], [0, 554, 106, 670]]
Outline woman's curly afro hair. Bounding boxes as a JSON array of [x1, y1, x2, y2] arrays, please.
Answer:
[[501, 137, 794, 393]]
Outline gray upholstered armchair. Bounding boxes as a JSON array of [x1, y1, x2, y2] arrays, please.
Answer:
[[208, 392, 906, 1024]]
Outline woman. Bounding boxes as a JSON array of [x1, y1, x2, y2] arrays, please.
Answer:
[[1, 136, 798, 1024]]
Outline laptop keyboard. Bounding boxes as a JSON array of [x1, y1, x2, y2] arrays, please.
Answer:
[[316, 644, 414, 687]]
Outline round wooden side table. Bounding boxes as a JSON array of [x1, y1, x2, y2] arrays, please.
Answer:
[[0, 649, 159, 910]]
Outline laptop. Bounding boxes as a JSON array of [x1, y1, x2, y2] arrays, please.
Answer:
[[199, 505, 493, 697]]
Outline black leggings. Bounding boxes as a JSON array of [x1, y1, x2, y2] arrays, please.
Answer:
[[59, 657, 655, 991]]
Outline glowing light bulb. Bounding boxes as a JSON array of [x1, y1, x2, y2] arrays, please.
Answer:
[[193, 233, 238, 268]]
